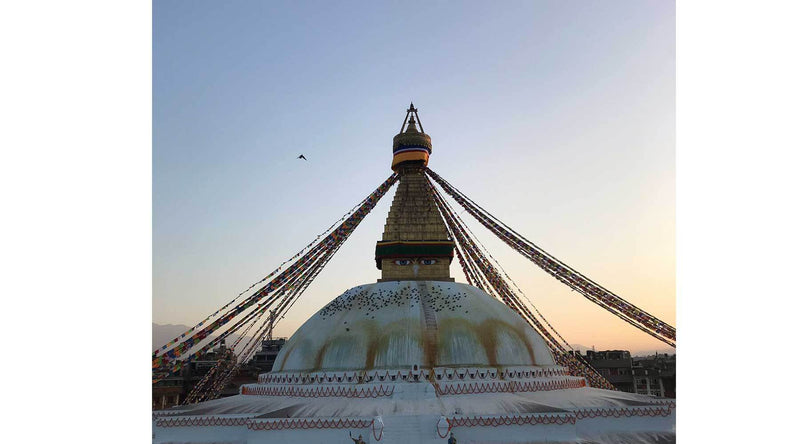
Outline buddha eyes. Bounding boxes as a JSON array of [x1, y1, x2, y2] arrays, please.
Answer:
[[393, 259, 436, 266]]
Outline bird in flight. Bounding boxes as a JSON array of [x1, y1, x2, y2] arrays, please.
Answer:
[[297, 154, 307, 161]]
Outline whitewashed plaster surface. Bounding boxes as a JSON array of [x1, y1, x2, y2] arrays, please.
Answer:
[[273, 281, 555, 372]]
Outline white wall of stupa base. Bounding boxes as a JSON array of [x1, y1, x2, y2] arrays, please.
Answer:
[[154, 370, 675, 444], [154, 407, 675, 444]]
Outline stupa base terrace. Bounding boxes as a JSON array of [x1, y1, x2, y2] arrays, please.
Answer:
[[153, 369, 675, 444]]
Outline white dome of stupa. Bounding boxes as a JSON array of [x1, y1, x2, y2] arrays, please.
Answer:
[[273, 281, 555, 373]]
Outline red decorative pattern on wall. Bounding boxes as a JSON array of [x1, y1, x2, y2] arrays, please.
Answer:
[[156, 417, 251, 427], [156, 415, 376, 430], [573, 405, 674, 419], [438, 403, 675, 436], [450, 414, 576, 428], [248, 417, 373, 431], [436, 378, 585, 395], [241, 384, 394, 398], [258, 366, 571, 385]]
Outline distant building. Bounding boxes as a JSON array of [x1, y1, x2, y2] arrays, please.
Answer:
[[632, 366, 663, 397], [248, 338, 286, 373], [153, 338, 289, 409], [632, 353, 676, 398], [182, 344, 238, 398], [571, 349, 675, 398], [152, 374, 183, 410], [153, 341, 254, 409], [573, 350, 635, 393]]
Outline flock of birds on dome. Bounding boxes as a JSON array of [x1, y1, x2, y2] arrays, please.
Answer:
[[153, 138, 675, 403], [319, 284, 470, 320]]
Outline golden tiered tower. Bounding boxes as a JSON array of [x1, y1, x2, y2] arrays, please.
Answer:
[[376, 104, 455, 282]]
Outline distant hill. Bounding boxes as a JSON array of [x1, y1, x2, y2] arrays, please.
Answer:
[[152, 323, 253, 354], [152, 323, 193, 350]]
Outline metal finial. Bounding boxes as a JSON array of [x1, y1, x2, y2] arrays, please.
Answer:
[[400, 102, 423, 133], [406, 114, 418, 132]]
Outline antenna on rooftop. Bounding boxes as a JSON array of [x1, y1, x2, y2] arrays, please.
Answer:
[[267, 310, 276, 341]]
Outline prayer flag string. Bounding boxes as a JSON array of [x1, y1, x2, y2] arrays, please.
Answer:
[[425, 177, 614, 389], [426, 168, 675, 347], [154, 174, 398, 383], [152, 192, 379, 359]]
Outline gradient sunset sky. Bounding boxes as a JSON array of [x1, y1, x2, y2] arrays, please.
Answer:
[[153, 1, 675, 355]]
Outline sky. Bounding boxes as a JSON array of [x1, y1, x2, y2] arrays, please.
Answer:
[[153, 0, 675, 355]]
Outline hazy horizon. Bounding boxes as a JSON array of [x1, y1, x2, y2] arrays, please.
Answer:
[[151, 322, 674, 357]]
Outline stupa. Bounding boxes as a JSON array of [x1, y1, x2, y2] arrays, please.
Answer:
[[153, 105, 676, 444]]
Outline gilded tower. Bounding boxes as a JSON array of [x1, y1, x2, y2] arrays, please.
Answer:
[[375, 104, 455, 281]]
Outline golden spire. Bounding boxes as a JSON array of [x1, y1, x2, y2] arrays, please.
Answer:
[[376, 105, 454, 282]]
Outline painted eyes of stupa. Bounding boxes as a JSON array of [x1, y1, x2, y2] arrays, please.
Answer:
[[394, 259, 437, 266]]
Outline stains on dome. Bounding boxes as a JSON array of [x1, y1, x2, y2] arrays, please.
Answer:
[[371, 322, 424, 369], [490, 322, 537, 366], [318, 335, 368, 369], [436, 318, 490, 366], [273, 281, 556, 372]]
